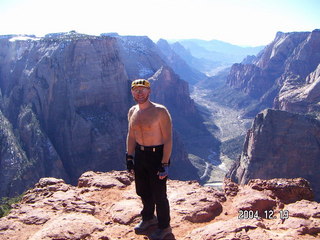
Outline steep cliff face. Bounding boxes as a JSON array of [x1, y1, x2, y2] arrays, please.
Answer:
[[227, 109, 320, 200], [149, 66, 197, 116], [276, 64, 320, 114], [148, 66, 218, 163], [0, 32, 199, 197], [111, 34, 165, 80], [0, 108, 66, 198], [226, 63, 266, 99], [227, 29, 320, 116], [0, 33, 130, 194]]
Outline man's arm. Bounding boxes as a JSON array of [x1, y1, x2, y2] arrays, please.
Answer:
[[126, 107, 136, 156], [159, 107, 172, 165]]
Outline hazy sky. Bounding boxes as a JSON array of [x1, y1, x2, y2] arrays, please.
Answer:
[[0, 0, 319, 46]]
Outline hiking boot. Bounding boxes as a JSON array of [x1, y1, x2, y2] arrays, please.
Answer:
[[150, 226, 172, 240], [134, 216, 158, 233]]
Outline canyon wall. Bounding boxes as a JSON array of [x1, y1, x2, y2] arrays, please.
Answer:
[[227, 29, 320, 117], [227, 109, 320, 200]]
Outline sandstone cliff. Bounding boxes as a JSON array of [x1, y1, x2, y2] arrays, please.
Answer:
[[0, 32, 200, 198], [0, 171, 319, 240], [227, 109, 320, 201], [276, 62, 320, 114], [0, 33, 130, 197], [113, 34, 165, 80], [227, 29, 320, 117]]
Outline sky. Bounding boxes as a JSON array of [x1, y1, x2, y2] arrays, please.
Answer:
[[0, 0, 319, 46]]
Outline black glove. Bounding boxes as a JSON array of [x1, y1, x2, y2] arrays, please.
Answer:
[[126, 153, 134, 172], [158, 163, 169, 178]]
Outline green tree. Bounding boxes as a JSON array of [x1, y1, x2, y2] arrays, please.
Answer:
[[0, 194, 24, 218]]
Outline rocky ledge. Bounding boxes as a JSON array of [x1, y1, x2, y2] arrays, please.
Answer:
[[0, 171, 319, 240]]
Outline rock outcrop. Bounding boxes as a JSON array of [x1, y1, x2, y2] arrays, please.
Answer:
[[149, 66, 197, 116], [113, 34, 165, 80], [227, 108, 320, 201], [0, 32, 200, 198], [0, 171, 319, 240], [227, 29, 320, 117], [276, 63, 320, 114]]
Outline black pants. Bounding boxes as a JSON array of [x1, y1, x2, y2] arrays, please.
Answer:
[[134, 145, 170, 229]]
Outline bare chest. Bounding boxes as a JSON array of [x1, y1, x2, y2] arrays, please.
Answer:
[[130, 109, 159, 131]]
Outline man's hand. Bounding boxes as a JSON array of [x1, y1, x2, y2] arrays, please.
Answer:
[[126, 153, 134, 174], [158, 164, 169, 180], [127, 160, 134, 173]]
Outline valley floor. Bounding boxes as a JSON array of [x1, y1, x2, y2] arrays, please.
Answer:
[[191, 86, 251, 142], [189, 86, 253, 185]]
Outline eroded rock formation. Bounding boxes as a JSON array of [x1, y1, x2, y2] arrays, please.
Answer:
[[0, 171, 319, 240], [227, 109, 320, 201]]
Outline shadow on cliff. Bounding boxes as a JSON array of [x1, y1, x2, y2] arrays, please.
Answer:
[[174, 85, 222, 163], [170, 102, 222, 181]]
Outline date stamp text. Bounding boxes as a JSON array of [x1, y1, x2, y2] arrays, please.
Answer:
[[238, 210, 289, 220]]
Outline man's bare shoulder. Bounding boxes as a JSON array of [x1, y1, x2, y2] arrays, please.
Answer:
[[153, 103, 171, 118], [128, 105, 138, 119], [129, 105, 138, 112], [153, 103, 168, 111]]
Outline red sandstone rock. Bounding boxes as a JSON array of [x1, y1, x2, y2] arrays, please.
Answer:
[[184, 217, 264, 240], [248, 178, 314, 204], [0, 171, 319, 240], [29, 213, 105, 240], [78, 171, 133, 189], [223, 178, 240, 196], [285, 200, 320, 219], [110, 200, 141, 224], [168, 180, 224, 224], [234, 186, 277, 213]]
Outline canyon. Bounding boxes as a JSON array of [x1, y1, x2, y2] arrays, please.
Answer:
[[1, 29, 320, 239], [184, 30, 320, 200], [0, 30, 320, 227], [222, 29, 320, 201]]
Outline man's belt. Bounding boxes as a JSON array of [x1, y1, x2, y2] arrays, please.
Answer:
[[136, 143, 163, 152]]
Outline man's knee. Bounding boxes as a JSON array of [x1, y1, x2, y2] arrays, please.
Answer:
[[153, 189, 168, 204]]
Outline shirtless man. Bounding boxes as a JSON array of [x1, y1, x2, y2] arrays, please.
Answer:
[[126, 79, 172, 239]]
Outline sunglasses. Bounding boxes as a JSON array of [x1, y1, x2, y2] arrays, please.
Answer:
[[132, 88, 149, 94]]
